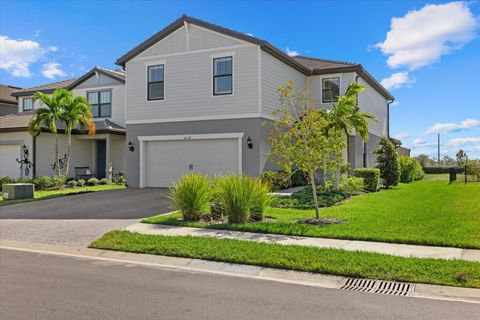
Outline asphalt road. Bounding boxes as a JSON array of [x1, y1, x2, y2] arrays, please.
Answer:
[[0, 188, 171, 219], [1, 249, 478, 320]]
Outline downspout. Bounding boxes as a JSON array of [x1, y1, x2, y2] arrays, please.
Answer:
[[386, 98, 395, 138], [33, 133, 38, 177]]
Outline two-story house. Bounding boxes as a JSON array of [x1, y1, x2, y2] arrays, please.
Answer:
[[117, 15, 394, 188], [0, 67, 126, 179]]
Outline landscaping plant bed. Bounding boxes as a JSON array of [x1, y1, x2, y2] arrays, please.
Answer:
[[297, 218, 343, 225]]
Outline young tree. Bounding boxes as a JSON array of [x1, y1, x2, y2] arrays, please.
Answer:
[[414, 154, 432, 168], [269, 81, 335, 220], [324, 82, 376, 188], [61, 93, 96, 177], [456, 149, 468, 166], [375, 137, 400, 188], [28, 89, 70, 176]]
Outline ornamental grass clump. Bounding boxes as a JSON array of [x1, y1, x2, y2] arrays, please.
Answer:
[[213, 175, 258, 223], [250, 180, 272, 221], [170, 172, 211, 221]]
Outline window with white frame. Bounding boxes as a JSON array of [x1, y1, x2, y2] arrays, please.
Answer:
[[322, 77, 340, 103], [147, 65, 165, 100], [87, 90, 111, 117], [23, 98, 33, 111], [213, 56, 233, 95]]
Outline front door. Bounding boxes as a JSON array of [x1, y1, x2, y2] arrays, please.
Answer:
[[96, 140, 106, 179]]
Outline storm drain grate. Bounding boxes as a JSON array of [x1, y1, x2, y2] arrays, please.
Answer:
[[340, 278, 414, 296]]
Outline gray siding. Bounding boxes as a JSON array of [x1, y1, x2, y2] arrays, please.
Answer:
[[126, 118, 263, 188], [260, 50, 306, 117], [310, 73, 356, 109], [0, 103, 17, 116], [75, 72, 123, 89], [348, 133, 382, 170], [357, 77, 388, 137]]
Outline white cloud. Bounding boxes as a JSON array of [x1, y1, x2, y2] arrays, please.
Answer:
[[285, 47, 300, 57], [448, 137, 480, 146], [48, 46, 58, 52], [381, 72, 414, 90], [41, 62, 67, 79], [0, 35, 44, 77], [392, 132, 410, 140], [390, 101, 400, 107], [412, 139, 428, 147], [375, 2, 477, 70], [424, 118, 480, 135]]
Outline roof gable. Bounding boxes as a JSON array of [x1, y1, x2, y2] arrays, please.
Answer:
[[67, 67, 125, 90]]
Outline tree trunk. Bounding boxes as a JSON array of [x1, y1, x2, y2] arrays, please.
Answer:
[[335, 163, 340, 189], [54, 133, 60, 176], [64, 133, 72, 178], [310, 171, 320, 220]]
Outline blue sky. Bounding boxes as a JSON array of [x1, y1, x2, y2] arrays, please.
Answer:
[[1, 0, 479, 158]]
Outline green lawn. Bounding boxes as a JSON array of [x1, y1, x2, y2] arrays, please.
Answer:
[[0, 184, 125, 206], [144, 179, 480, 249], [91, 230, 480, 289]]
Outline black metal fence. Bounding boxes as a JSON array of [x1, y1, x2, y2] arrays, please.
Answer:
[[449, 165, 480, 184]]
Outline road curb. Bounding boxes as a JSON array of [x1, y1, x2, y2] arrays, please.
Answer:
[[1, 239, 479, 304]]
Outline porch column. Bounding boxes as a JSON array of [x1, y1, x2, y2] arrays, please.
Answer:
[[106, 135, 113, 183]]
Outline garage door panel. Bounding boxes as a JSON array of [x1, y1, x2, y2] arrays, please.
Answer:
[[144, 138, 239, 188], [0, 145, 21, 179]]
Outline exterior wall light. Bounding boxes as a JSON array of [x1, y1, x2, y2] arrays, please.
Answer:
[[128, 141, 134, 152], [247, 136, 253, 149]]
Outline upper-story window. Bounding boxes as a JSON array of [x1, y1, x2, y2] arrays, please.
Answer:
[[147, 65, 165, 100], [213, 56, 233, 95], [23, 98, 33, 111], [322, 77, 340, 103], [87, 90, 111, 118]]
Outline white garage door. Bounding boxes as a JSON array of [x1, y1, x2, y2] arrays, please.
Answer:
[[143, 136, 241, 188], [0, 144, 21, 179]]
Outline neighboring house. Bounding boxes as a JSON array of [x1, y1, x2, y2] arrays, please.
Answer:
[[0, 84, 21, 116], [390, 138, 411, 157], [116, 15, 394, 188], [0, 67, 126, 180]]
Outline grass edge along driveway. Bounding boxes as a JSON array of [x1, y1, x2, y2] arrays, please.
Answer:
[[91, 230, 480, 289], [0, 184, 125, 206], [143, 180, 480, 249]]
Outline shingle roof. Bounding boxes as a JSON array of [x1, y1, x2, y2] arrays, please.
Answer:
[[292, 56, 359, 72], [67, 67, 125, 90], [0, 84, 21, 104], [0, 111, 125, 134], [12, 79, 77, 97]]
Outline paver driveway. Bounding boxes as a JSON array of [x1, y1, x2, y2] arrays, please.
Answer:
[[0, 188, 171, 246]]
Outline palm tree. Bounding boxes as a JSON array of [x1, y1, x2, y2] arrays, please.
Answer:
[[28, 89, 70, 176], [325, 82, 377, 188], [61, 94, 96, 177]]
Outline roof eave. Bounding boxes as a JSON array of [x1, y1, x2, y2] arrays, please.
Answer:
[[357, 68, 394, 100], [67, 67, 125, 90]]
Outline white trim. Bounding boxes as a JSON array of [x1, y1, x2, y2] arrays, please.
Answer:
[[125, 113, 276, 125], [131, 44, 250, 62], [184, 21, 190, 51], [138, 132, 244, 142], [124, 64, 128, 124], [257, 46, 262, 113], [209, 51, 236, 58], [138, 132, 244, 188]]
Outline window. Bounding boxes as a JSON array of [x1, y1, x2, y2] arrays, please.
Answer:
[[213, 56, 232, 95], [363, 142, 367, 167], [322, 77, 340, 103], [23, 98, 33, 111], [147, 65, 164, 100], [87, 90, 111, 118]]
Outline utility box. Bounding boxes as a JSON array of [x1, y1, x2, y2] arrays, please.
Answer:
[[2, 183, 35, 200]]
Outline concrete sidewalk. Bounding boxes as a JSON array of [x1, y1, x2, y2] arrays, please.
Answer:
[[126, 223, 480, 262]]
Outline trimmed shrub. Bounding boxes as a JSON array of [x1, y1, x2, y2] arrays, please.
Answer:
[[375, 137, 400, 188], [0, 176, 14, 187], [399, 157, 425, 183], [339, 176, 365, 195], [213, 175, 257, 223], [77, 179, 86, 187], [271, 186, 349, 210], [354, 168, 380, 192], [51, 175, 67, 189], [250, 180, 272, 221], [86, 178, 100, 186], [423, 167, 463, 174], [32, 176, 53, 190], [170, 172, 211, 221], [16, 177, 33, 184], [113, 175, 126, 185], [99, 178, 109, 185], [290, 170, 310, 187], [260, 170, 290, 191], [67, 180, 77, 188]]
